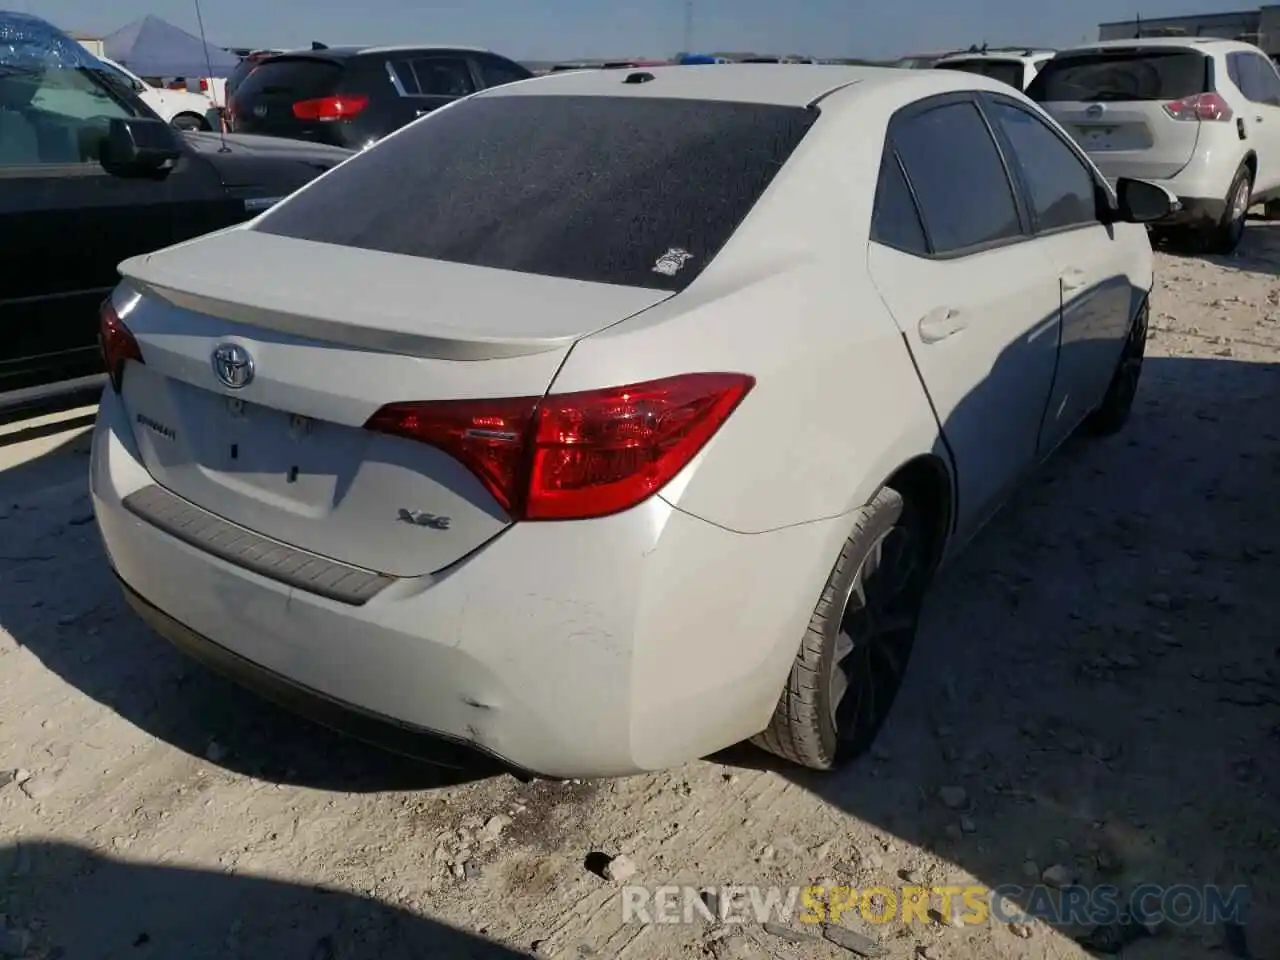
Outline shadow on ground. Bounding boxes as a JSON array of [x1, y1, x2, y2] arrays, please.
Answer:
[[719, 352, 1279, 957], [0, 841, 531, 959]]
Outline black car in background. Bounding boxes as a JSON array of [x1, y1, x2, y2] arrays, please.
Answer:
[[227, 45, 533, 148], [0, 11, 353, 416]]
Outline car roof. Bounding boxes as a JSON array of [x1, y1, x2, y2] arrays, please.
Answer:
[[264, 44, 492, 62], [1052, 37, 1261, 56], [477, 62, 1017, 107], [936, 48, 1055, 62]]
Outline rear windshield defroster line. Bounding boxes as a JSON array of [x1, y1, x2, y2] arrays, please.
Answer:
[[1027, 49, 1211, 103], [252, 94, 819, 292]]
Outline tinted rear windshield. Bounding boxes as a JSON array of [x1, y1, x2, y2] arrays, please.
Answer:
[[935, 59, 1024, 88], [1027, 49, 1210, 102], [253, 94, 818, 292], [232, 57, 342, 101]]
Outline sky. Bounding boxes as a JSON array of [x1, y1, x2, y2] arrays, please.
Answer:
[[12, 0, 1264, 61]]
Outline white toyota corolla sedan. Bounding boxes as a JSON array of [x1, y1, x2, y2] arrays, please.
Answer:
[[91, 64, 1171, 778]]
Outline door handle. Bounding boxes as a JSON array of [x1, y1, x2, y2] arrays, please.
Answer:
[[917, 307, 966, 343], [1060, 269, 1087, 294]]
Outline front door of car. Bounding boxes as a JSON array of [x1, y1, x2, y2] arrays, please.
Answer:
[[980, 93, 1137, 457], [865, 96, 1062, 539], [0, 64, 242, 396]]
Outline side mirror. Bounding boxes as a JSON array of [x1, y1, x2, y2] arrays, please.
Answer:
[[100, 117, 182, 177], [1114, 177, 1180, 223]]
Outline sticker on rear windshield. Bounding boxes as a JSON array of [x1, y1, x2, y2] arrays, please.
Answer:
[[653, 248, 694, 277]]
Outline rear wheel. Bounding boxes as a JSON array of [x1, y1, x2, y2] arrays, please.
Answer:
[[753, 487, 929, 771], [1083, 297, 1148, 437], [1201, 166, 1252, 254], [1264, 199, 1280, 222], [171, 113, 209, 132]]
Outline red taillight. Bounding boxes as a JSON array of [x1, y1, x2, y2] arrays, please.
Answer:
[[1162, 92, 1232, 122], [363, 373, 755, 521], [99, 300, 144, 393], [291, 95, 369, 121], [198, 78, 209, 91]]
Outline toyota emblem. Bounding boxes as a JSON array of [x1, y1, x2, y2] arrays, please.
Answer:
[[1085, 103, 1105, 118], [212, 343, 254, 389], [252, 105, 268, 118]]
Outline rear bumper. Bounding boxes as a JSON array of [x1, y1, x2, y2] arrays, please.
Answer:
[[116, 574, 515, 774], [90, 385, 844, 778]]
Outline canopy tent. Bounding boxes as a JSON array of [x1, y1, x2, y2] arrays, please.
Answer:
[[103, 14, 238, 78]]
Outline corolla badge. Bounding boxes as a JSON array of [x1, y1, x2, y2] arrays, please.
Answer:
[[212, 343, 254, 389]]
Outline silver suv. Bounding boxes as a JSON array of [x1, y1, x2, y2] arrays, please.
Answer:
[[1029, 38, 1280, 252]]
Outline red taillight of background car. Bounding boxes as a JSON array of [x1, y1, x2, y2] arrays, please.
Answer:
[[1162, 92, 1232, 122], [363, 373, 755, 520], [291, 95, 369, 121], [99, 300, 144, 393]]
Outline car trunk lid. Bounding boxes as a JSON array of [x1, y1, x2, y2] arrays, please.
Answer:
[[1029, 46, 1212, 180], [113, 229, 672, 578]]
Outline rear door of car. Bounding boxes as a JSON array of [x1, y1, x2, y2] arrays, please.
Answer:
[[0, 66, 241, 399], [1028, 46, 1213, 180], [980, 92, 1138, 455], [865, 93, 1063, 536], [1226, 51, 1280, 192], [380, 51, 479, 131]]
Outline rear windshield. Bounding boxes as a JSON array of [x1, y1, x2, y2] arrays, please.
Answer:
[[253, 94, 818, 292], [232, 56, 342, 102], [935, 59, 1025, 89], [1027, 49, 1210, 102]]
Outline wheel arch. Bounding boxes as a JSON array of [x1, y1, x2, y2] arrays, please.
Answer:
[[876, 452, 954, 578]]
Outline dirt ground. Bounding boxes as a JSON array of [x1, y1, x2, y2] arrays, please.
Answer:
[[1, 224, 1277, 960]]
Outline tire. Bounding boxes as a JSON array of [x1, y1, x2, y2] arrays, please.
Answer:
[[171, 113, 208, 132], [1083, 296, 1148, 437], [1264, 199, 1280, 222], [753, 487, 929, 771], [1201, 165, 1252, 254]]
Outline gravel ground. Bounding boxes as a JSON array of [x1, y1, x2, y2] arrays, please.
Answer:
[[1, 225, 1277, 960]]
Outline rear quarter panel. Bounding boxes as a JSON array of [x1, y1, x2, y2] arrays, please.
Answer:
[[551, 89, 947, 536]]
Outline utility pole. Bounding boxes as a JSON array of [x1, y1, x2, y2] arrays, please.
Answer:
[[683, 0, 694, 54]]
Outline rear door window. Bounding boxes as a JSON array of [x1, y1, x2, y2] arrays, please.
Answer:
[[232, 57, 341, 102], [387, 59, 419, 94], [890, 100, 1023, 254], [935, 59, 1026, 89], [408, 57, 475, 97], [870, 151, 928, 255], [253, 94, 817, 291], [985, 98, 1098, 232], [1027, 49, 1210, 102]]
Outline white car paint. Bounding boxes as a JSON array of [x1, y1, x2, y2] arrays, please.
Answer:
[[932, 48, 1056, 91], [89, 64, 1157, 778], [96, 57, 217, 129]]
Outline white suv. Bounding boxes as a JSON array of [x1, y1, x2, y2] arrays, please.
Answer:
[[933, 47, 1055, 91], [1029, 38, 1280, 252]]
